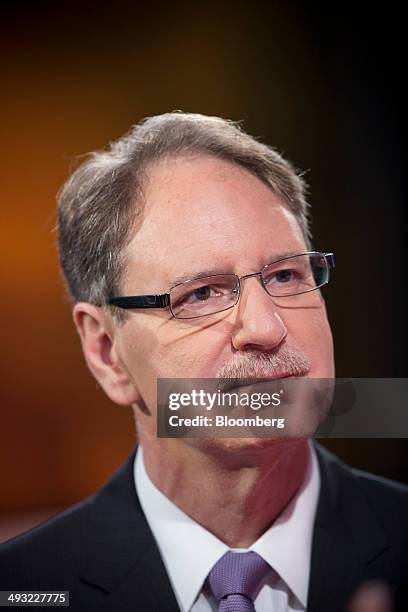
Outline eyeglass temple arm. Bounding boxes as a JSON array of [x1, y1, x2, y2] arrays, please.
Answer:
[[108, 294, 170, 309], [324, 253, 336, 269]]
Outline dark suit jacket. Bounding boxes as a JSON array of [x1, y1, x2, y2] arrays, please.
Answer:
[[1, 443, 407, 612]]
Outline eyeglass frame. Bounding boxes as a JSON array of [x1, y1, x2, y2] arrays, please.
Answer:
[[108, 251, 335, 319]]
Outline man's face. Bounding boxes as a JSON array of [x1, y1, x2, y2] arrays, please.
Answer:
[[113, 155, 335, 443]]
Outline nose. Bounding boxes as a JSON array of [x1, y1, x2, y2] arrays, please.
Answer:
[[231, 275, 288, 352]]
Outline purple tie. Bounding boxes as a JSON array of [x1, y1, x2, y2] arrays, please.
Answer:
[[207, 551, 271, 612]]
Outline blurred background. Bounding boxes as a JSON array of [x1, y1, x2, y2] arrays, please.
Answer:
[[1, 1, 407, 541]]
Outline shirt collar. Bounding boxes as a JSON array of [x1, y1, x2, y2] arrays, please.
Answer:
[[134, 441, 320, 611], [250, 441, 320, 606]]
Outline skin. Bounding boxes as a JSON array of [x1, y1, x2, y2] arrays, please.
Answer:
[[73, 155, 335, 547]]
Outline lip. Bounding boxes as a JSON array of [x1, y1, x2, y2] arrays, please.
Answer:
[[217, 373, 299, 393], [256, 373, 294, 379]]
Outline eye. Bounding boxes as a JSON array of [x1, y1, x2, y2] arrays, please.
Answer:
[[275, 269, 296, 283], [181, 284, 225, 304], [264, 268, 300, 285], [186, 285, 212, 302], [170, 274, 239, 316]]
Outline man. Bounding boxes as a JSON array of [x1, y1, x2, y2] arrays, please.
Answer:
[[1, 113, 407, 611]]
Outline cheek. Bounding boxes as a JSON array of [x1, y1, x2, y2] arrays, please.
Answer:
[[124, 318, 223, 380], [156, 334, 223, 378], [290, 308, 334, 377], [153, 316, 235, 377]]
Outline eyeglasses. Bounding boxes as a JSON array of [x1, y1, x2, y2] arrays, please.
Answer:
[[108, 251, 335, 320]]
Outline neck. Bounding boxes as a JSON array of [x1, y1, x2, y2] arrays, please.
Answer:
[[140, 436, 310, 548]]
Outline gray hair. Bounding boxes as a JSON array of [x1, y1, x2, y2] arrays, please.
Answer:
[[57, 112, 310, 322]]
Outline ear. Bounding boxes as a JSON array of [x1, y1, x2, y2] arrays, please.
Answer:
[[72, 302, 140, 406]]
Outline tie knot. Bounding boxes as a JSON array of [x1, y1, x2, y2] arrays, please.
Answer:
[[208, 551, 270, 603]]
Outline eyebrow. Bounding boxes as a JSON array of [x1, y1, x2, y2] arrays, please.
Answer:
[[166, 250, 304, 288], [168, 267, 227, 287]]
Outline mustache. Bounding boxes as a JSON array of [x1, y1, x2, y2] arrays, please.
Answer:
[[215, 347, 311, 391]]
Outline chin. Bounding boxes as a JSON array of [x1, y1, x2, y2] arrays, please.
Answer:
[[192, 436, 307, 465]]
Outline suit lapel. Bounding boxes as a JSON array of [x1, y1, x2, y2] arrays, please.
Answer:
[[308, 443, 389, 612], [78, 449, 180, 611]]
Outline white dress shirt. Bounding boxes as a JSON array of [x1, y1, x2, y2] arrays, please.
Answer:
[[134, 441, 320, 612]]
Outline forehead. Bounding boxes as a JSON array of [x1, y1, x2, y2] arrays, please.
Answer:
[[123, 155, 306, 291]]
